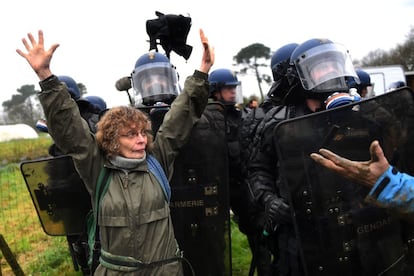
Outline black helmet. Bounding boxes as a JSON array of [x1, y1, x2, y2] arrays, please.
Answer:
[[270, 43, 298, 82], [290, 38, 359, 94], [267, 43, 305, 103]]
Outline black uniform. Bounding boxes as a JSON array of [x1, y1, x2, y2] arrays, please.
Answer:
[[238, 100, 278, 276], [170, 100, 231, 276], [247, 102, 313, 276]]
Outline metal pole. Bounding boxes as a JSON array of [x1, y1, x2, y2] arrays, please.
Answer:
[[0, 234, 24, 276]]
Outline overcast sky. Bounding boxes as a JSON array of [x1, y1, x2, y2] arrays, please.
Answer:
[[1, 0, 413, 110]]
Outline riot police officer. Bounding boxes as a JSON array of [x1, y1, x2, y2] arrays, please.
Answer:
[[239, 42, 301, 276], [208, 68, 243, 228], [247, 38, 361, 276], [169, 68, 241, 276], [347, 69, 373, 98], [130, 51, 181, 135]]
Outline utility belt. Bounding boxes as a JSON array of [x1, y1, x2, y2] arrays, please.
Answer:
[[99, 248, 183, 272]]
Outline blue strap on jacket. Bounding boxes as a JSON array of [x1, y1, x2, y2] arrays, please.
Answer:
[[147, 154, 171, 202]]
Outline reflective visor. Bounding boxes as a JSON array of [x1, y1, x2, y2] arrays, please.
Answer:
[[131, 62, 180, 105], [294, 43, 359, 91]]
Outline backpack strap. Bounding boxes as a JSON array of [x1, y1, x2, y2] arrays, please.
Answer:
[[147, 154, 171, 202], [88, 166, 112, 272], [88, 158, 168, 271], [95, 167, 112, 209]]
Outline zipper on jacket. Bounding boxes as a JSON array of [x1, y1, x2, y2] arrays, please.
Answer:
[[122, 171, 129, 189]]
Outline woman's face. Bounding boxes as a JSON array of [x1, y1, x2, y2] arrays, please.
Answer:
[[118, 124, 148, 159]]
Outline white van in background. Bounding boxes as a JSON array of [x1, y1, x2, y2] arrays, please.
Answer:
[[359, 65, 406, 96]]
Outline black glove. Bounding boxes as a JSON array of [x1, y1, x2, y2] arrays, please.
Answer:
[[263, 193, 292, 232]]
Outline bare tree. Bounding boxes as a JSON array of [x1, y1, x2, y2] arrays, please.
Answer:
[[355, 25, 414, 71]]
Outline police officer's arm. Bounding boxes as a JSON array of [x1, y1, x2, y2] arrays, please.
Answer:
[[247, 126, 279, 202], [247, 123, 291, 228]]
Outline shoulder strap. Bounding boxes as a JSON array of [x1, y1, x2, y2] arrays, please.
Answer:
[[95, 167, 112, 213], [88, 166, 111, 271], [93, 166, 111, 231], [147, 154, 171, 202]]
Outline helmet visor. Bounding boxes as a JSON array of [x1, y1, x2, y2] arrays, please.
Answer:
[[131, 62, 180, 105], [294, 43, 358, 92]]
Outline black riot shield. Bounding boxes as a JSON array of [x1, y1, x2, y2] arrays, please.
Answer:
[[274, 87, 414, 276], [20, 155, 91, 236], [169, 102, 232, 276]]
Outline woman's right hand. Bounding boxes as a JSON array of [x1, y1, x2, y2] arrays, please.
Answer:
[[16, 30, 59, 81]]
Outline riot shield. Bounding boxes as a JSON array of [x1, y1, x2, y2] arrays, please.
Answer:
[[274, 87, 414, 276], [169, 103, 231, 276], [20, 155, 91, 236]]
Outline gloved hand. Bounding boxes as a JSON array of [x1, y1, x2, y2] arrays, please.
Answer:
[[263, 193, 292, 232]]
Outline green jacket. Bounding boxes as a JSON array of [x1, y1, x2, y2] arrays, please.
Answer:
[[38, 70, 209, 275]]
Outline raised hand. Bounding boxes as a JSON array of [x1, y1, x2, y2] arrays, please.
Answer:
[[310, 140, 390, 187], [199, 28, 215, 74], [16, 30, 59, 80]]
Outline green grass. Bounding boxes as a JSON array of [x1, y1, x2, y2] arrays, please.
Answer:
[[0, 137, 253, 275], [0, 135, 51, 165], [26, 237, 81, 276], [231, 219, 253, 275], [0, 137, 83, 275]]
